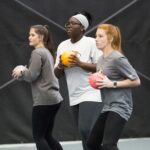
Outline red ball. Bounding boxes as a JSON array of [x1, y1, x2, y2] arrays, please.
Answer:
[[89, 72, 104, 89]]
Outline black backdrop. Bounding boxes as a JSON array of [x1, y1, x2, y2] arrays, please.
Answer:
[[0, 0, 150, 144]]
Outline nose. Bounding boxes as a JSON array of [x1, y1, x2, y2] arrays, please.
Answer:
[[66, 24, 72, 29], [28, 36, 31, 41], [95, 37, 98, 42]]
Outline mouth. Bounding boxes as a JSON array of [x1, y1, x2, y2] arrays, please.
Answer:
[[66, 28, 72, 33], [29, 41, 33, 45], [67, 30, 72, 34]]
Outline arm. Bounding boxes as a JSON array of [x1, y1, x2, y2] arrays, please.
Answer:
[[76, 40, 102, 72], [68, 53, 97, 72], [96, 76, 141, 89], [22, 52, 42, 82], [65, 39, 101, 72], [12, 52, 42, 82], [96, 56, 141, 89], [54, 55, 97, 77], [76, 60, 97, 72], [113, 78, 141, 88], [54, 62, 65, 79]]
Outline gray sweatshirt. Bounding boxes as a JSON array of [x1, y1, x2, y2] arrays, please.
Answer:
[[22, 47, 63, 106]]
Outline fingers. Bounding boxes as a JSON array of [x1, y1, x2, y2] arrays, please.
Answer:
[[96, 76, 113, 88], [95, 77, 105, 89], [68, 54, 77, 60], [12, 65, 26, 79], [12, 69, 22, 79], [60, 53, 80, 68]]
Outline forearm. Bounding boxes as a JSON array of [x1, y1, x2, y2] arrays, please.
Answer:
[[54, 64, 65, 79], [115, 79, 141, 88], [22, 69, 34, 82], [97, 77, 141, 89], [21, 67, 40, 82], [78, 61, 96, 72]]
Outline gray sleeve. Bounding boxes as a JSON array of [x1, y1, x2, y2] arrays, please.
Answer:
[[22, 52, 42, 82], [115, 57, 139, 80]]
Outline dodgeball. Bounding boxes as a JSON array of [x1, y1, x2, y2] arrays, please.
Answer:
[[61, 51, 79, 67], [89, 72, 104, 89]]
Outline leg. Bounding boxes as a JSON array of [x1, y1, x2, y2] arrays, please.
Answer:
[[102, 111, 126, 150], [78, 102, 103, 150], [70, 104, 79, 127], [32, 104, 62, 150], [32, 105, 51, 150], [87, 112, 108, 150], [45, 103, 63, 150]]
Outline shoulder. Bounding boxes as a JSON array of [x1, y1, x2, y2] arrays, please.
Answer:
[[32, 48, 49, 56], [57, 39, 71, 54], [111, 51, 126, 61], [58, 39, 71, 47], [112, 51, 129, 66], [97, 55, 104, 62], [83, 36, 95, 43], [112, 51, 124, 58]]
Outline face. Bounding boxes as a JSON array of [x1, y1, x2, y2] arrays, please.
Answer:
[[95, 28, 110, 51], [28, 28, 43, 48], [65, 17, 84, 38]]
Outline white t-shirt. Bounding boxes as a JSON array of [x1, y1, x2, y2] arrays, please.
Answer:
[[55, 36, 102, 106]]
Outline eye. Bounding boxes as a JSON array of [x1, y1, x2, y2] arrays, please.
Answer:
[[65, 22, 81, 27], [31, 33, 35, 37], [98, 34, 103, 38]]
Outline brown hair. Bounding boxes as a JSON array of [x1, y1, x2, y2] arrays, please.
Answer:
[[30, 25, 55, 59], [97, 24, 123, 53]]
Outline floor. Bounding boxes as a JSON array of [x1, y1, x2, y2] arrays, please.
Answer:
[[0, 138, 150, 150]]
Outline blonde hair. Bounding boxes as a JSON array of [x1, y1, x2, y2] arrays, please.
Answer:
[[97, 24, 123, 53]]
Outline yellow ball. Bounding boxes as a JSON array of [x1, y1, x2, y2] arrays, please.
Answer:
[[61, 51, 76, 66]]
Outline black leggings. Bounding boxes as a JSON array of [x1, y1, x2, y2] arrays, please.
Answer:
[[71, 102, 103, 150], [32, 103, 63, 150], [87, 111, 126, 150]]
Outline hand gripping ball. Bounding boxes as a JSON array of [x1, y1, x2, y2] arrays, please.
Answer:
[[89, 72, 104, 89], [61, 51, 79, 67]]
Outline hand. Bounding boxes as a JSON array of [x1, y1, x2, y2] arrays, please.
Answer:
[[12, 65, 27, 79], [96, 75, 114, 89], [58, 55, 67, 69], [68, 53, 82, 67]]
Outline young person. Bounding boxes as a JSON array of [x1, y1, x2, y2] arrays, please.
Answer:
[[12, 25, 63, 150], [54, 11, 102, 150], [87, 23, 141, 150]]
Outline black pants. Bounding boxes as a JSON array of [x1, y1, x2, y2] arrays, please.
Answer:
[[87, 111, 126, 150], [71, 102, 103, 150], [32, 103, 63, 150]]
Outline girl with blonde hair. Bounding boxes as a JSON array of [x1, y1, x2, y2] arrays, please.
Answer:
[[87, 24, 140, 150]]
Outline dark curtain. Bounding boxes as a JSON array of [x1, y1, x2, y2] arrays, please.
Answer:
[[0, 0, 149, 144]]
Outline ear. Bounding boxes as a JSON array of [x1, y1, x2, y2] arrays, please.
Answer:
[[110, 37, 113, 42], [39, 35, 44, 41], [80, 25, 85, 32], [108, 35, 113, 43]]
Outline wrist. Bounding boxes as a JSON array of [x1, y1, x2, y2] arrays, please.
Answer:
[[57, 63, 64, 70], [77, 61, 83, 68], [113, 81, 117, 88]]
